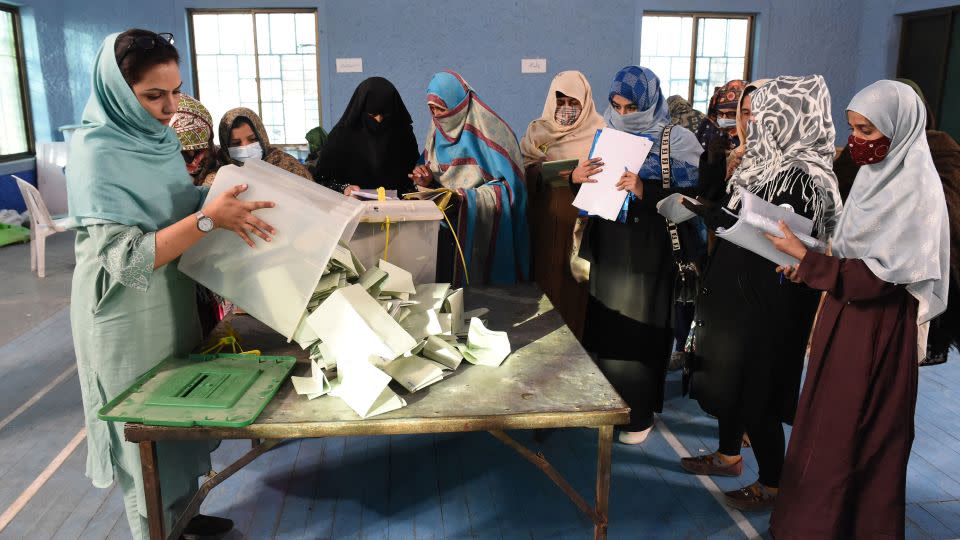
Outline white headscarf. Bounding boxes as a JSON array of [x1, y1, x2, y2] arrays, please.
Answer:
[[727, 75, 843, 238], [833, 80, 950, 323]]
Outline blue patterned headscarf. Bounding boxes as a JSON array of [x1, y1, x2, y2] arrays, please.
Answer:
[[601, 66, 702, 189], [605, 66, 671, 134]]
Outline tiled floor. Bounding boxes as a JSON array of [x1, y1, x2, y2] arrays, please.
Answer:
[[0, 235, 958, 539]]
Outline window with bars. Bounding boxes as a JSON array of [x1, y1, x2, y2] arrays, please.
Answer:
[[0, 4, 32, 161], [640, 13, 754, 113], [188, 9, 321, 149]]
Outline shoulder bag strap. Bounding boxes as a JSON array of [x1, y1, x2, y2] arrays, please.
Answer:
[[660, 125, 682, 259]]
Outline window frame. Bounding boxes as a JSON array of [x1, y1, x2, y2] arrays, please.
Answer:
[[640, 11, 755, 107], [186, 7, 323, 150], [0, 3, 35, 163]]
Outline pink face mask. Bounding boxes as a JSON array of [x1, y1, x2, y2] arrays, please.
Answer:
[[847, 134, 891, 166]]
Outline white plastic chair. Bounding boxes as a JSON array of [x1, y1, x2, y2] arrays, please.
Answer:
[[14, 175, 70, 278]]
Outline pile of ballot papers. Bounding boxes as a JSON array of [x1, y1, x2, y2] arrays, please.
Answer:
[[287, 244, 512, 419]]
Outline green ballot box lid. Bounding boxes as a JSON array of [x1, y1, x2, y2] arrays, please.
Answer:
[[98, 354, 296, 428]]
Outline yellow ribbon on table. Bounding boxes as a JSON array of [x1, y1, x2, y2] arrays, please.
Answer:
[[402, 187, 470, 285], [377, 186, 392, 262], [199, 322, 261, 356]]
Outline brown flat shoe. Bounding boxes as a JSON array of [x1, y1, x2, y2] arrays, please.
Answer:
[[680, 453, 743, 477], [724, 482, 777, 512]]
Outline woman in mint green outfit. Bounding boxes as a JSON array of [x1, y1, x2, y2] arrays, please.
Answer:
[[66, 29, 276, 539]]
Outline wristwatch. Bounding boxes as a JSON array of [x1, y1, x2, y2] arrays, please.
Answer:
[[195, 211, 214, 233]]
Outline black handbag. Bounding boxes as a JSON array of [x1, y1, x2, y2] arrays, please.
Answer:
[[660, 125, 700, 305]]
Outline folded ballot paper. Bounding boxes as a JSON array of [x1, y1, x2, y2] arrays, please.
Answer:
[[285, 243, 514, 418], [290, 359, 333, 400], [572, 128, 654, 221], [715, 190, 827, 267], [329, 354, 406, 418], [456, 317, 512, 367]]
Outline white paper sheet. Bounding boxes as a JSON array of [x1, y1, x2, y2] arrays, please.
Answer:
[[290, 359, 333, 399], [400, 309, 444, 340], [378, 259, 417, 295], [462, 317, 512, 367], [572, 128, 654, 221], [716, 190, 823, 267], [306, 284, 418, 364], [383, 355, 445, 392], [421, 335, 463, 369], [442, 288, 465, 335], [409, 283, 451, 312], [353, 189, 399, 200], [656, 193, 700, 224], [329, 354, 406, 418]]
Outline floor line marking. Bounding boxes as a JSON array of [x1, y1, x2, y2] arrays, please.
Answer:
[[656, 415, 763, 539], [0, 427, 86, 533], [0, 364, 78, 433]]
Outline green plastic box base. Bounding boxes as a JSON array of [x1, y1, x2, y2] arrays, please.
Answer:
[[98, 354, 296, 428]]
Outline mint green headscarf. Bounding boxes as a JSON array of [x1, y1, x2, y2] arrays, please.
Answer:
[[65, 33, 204, 231]]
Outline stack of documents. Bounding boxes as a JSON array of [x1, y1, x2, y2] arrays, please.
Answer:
[[715, 190, 827, 266], [286, 246, 515, 418], [571, 128, 654, 221]]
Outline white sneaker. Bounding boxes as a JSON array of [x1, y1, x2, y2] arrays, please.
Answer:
[[618, 425, 653, 445]]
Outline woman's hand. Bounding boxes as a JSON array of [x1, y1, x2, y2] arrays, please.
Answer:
[[203, 184, 276, 248], [776, 264, 802, 283], [571, 157, 603, 184], [344, 185, 361, 197], [765, 220, 807, 261], [615, 170, 643, 198], [408, 164, 434, 187]]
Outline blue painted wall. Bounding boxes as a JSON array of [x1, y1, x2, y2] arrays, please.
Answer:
[[8, 0, 945, 152]]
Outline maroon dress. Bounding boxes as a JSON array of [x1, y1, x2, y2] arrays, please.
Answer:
[[770, 251, 919, 539]]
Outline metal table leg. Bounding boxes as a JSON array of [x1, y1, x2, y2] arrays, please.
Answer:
[[139, 441, 165, 540], [594, 425, 613, 540]]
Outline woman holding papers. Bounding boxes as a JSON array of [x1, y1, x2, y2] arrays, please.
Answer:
[[314, 77, 420, 196], [520, 70, 605, 337], [411, 70, 530, 285], [217, 107, 313, 181], [66, 30, 276, 539], [569, 65, 703, 444], [680, 75, 842, 512], [767, 80, 949, 539]]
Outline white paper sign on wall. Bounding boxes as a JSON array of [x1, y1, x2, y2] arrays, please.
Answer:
[[521, 58, 547, 73], [336, 58, 363, 73]]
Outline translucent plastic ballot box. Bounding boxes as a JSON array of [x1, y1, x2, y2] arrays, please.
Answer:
[[348, 199, 443, 284], [179, 160, 363, 340]]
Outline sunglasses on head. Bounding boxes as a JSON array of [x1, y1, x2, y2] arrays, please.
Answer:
[[118, 32, 175, 65]]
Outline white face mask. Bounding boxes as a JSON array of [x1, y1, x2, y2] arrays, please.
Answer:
[[228, 142, 263, 162], [717, 118, 737, 129]]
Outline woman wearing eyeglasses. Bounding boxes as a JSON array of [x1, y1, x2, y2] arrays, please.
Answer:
[[66, 29, 276, 539]]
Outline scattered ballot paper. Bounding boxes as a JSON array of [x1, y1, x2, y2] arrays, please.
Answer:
[[459, 317, 512, 367], [330, 354, 406, 418], [307, 284, 418, 363], [421, 335, 463, 370], [383, 355, 445, 392], [290, 359, 333, 399], [443, 288, 465, 335], [379, 259, 417, 295], [286, 246, 516, 417], [572, 128, 654, 221], [400, 309, 445, 340], [409, 283, 451, 312]]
